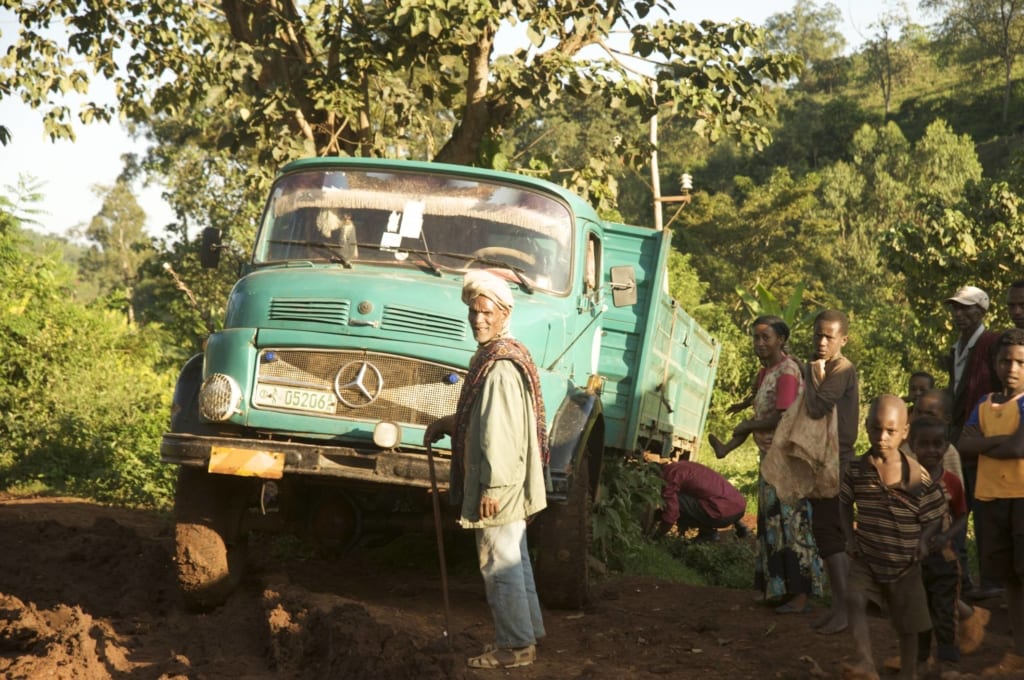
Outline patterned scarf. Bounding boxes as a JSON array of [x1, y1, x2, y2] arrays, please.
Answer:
[[450, 337, 549, 500]]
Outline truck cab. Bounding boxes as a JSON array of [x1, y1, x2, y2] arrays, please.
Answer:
[[162, 158, 717, 610]]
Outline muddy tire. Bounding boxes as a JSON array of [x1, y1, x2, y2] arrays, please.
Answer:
[[174, 467, 250, 611], [532, 458, 591, 610]]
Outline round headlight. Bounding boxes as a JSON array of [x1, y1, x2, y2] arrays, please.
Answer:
[[199, 373, 242, 422], [373, 421, 402, 449]]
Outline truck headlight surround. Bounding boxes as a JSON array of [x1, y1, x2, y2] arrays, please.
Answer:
[[199, 373, 242, 422]]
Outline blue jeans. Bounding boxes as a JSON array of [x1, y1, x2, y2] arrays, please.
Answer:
[[476, 520, 545, 648]]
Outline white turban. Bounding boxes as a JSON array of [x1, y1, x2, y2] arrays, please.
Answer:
[[462, 269, 515, 311]]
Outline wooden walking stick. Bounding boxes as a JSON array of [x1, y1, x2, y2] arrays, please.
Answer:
[[426, 442, 453, 650]]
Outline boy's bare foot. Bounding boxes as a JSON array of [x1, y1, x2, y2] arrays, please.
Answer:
[[816, 611, 848, 635], [708, 434, 728, 459], [775, 593, 811, 614], [810, 609, 831, 629], [840, 661, 880, 680], [981, 651, 1024, 676]]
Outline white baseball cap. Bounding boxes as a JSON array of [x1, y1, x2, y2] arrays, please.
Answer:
[[946, 285, 990, 310]]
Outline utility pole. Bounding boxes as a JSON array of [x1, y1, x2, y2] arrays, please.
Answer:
[[650, 81, 692, 232], [650, 81, 663, 231]]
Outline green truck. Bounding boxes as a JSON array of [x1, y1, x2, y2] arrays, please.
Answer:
[[161, 157, 719, 610]]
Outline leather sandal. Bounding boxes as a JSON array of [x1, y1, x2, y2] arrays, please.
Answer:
[[467, 645, 536, 669]]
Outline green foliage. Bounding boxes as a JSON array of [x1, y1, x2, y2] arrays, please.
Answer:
[[735, 281, 818, 332], [664, 535, 757, 589], [922, 0, 1024, 124], [764, 0, 846, 91], [73, 177, 156, 320], [861, 10, 921, 115], [2, 1, 798, 171], [614, 541, 705, 584], [592, 455, 664, 569], [0, 204, 177, 508], [703, 444, 761, 514]]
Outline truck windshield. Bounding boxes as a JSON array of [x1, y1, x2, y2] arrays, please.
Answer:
[[253, 169, 574, 293]]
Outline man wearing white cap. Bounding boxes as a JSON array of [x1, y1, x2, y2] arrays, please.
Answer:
[[946, 285, 1003, 600], [425, 269, 548, 669]]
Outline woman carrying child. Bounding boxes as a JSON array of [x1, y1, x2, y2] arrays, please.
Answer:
[[710, 315, 822, 614]]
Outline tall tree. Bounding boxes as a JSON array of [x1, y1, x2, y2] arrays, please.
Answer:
[[922, 0, 1024, 125], [75, 178, 154, 322], [861, 10, 919, 116], [1, 1, 798, 171], [764, 0, 846, 92]]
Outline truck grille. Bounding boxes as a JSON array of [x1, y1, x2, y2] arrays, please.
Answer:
[[253, 349, 464, 426]]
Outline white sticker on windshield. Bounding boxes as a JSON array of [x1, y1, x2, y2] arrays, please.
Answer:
[[380, 231, 403, 249], [400, 201, 424, 238], [386, 211, 400, 232]]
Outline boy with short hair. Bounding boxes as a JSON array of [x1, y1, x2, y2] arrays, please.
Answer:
[[906, 372, 935, 410], [906, 389, 963, 483], [840, 395, 947, 680], [909, 416, 989, 672], [957, 328, 1024, 674]]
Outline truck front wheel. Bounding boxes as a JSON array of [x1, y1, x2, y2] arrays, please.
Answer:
[[531, 458, 591, 609], [173, 467, 251, 611]]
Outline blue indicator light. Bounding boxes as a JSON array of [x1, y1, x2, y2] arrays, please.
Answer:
[[263, 351, 278, 362], [446, 373, 460, 384]]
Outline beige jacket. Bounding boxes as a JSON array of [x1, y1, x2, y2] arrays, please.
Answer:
[[458, 361, 548, 528]]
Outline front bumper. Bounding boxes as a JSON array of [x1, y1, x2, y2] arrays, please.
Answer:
[[161, 432, 450, 489]]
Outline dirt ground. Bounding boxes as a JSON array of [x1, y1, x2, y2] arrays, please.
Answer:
[[0, 495, 1020, 679]]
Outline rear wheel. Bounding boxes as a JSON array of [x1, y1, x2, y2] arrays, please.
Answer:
[[532, 456, 591, 609], [174, 467, 251, 611]]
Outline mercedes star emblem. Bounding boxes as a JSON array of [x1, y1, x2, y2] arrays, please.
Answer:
[[334, 360, 383, 408]]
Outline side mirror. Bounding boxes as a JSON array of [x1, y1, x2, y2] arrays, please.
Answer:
[[609, 265, 637, 307], [200, 227, 223, 269]]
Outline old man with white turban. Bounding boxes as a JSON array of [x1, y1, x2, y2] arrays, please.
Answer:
[[424, 269, 549, 669]]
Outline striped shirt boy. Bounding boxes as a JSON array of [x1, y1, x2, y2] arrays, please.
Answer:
[[840, 450, 948, 582]]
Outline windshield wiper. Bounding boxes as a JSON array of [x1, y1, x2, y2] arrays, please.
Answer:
[[266, 239, 352, 268], [432, 252, 535, 294], [344, 242, 443, 276]]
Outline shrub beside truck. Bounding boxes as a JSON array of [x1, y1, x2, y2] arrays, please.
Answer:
[[161, 157, 719, 610]]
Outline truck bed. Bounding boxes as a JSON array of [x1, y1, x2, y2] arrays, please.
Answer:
[[599, 222, 719, 459]]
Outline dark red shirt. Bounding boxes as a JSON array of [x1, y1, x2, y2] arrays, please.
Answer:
[[660, 461, 746, 525], [949, 329, 1001, 451], [940, 470, 967, 519]]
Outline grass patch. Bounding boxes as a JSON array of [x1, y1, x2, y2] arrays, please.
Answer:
[[663, 534, 757, 590], [614, 540, 706, 583]]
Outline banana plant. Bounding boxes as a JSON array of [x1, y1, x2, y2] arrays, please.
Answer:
[[735, 281, 818, 331]]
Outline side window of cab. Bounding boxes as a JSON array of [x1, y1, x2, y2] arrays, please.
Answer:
[[585, 233, 601, 294]]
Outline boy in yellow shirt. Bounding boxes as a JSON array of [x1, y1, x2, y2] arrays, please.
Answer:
[[958, 328, 1024, 675]]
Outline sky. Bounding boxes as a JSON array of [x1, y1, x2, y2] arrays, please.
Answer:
[[0, 1, 927, 239]]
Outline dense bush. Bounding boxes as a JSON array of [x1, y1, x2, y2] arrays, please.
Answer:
[[0, 223, 177, 507]]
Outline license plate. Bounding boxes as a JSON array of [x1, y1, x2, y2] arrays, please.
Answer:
[[252, 383, 338, 414], [209, 446, 285, 479]]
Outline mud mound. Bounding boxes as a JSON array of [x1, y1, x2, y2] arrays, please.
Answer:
[[0, 514, 175, 618], [262, 585, 465, 680], [0, 593, 132, 679]]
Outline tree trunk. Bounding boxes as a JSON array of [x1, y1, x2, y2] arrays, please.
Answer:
[[433, 30, 495, 166], [1003, 56, 1013, 126]]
